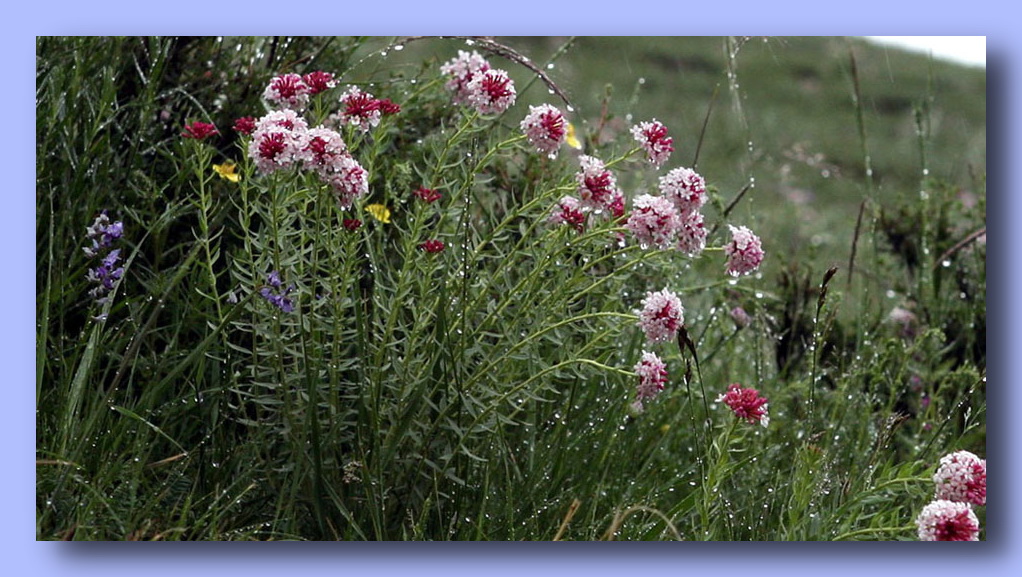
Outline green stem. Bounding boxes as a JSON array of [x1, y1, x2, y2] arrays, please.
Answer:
[[833, 525, 915, 541]]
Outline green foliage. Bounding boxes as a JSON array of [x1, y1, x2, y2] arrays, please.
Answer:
[[37, 36, 984, 541]]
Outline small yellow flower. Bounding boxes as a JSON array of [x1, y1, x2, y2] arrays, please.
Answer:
[[565, 121, 583, 150], [365, 203, 391, 223], [213, 161, 241, 183], [659, 424, 671, 434]]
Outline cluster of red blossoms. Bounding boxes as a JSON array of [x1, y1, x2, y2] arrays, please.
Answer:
[[181, 121, 219, 140], [414, 186, 445, 253], [419, 239, 445, 253], [716, 383, 770, 427], [262, 71, 337, 109], [414, 187, 442, 203]]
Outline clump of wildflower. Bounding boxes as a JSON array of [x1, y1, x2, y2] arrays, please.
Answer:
[[575, 155, 619, 212], [335, 86, 382, 132], [520, 104, 566, 158], [263, 73, 310, 109], [716, 383, 769, 427], [659, 167, 707, 215], [260, 270, 294, 313], [324, 155, 369, 210], [916, 500, 980, 541], [302, 71, 336, 95], [632, 351, 669, 413], [440, 50, 491, 105], [86, 249, 124, 308], [83, 212, 125, 308], [466, 68, 516, 115], [83, 211, 123, 258], [724, 225, 765, 277], [181, 121, 218, 140], [637, 289, 684, 344], [549, 195, 586, 233], [419, 239, 445, 253], [248, 109, 310, 174], [675, 210, 707, 257], [631, 119, 673, 168], [233, 116, 256, 135], [934, 450, 986, 506], [302, 126, 348, 174], [298, 125, 371, 209], [625, 194, 681, 249], [414, 187, 442, 203], [343, 218, 362, 231]]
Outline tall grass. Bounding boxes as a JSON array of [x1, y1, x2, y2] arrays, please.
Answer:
[[37, 36, 985, 541]]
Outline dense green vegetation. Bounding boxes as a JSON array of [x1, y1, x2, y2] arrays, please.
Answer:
[[37, 36, 985, 540]]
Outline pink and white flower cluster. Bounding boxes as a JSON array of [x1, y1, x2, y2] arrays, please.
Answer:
[[620, 120, 709, 255], [441, 50, 516, 115], [628, 288, 684, 412], [330, 86, 400, 133], [658, 167, 709, 256], [548, 154, 624, 233], [247, 109, 310, 174], [724, 225, 765, 276], [659, 167, 706, 215], [916, 500, 981, 541], [637, 288, 684, 344], [520, 104, 567, 159], [623, 119, 763, 273], [915, 450, 986, 541], [576, 155, 621, 213], [622, 165, 710, 256], [624, 194, 680, 249], [631, 351, 669, 413], [933, 450, 986, 506], [440, 50, 490, 105], [631, 119, 673, 168], [246, 108, 368, 210], [262, 71, 338, 110], [243, 73, 397, 209], [548, 195, 586, 232]]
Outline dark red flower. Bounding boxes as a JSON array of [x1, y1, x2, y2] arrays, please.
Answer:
[[257, 132, 288, 162], [377, 98, 401, 115], [414, 187, 442, 203], [343, 218, 362, 232], [182, 121, 219, 140], [343, 91, 381, 119], [233, 116, 257, 135], [302, 71, 336, 95], [267, 74, 307, 103], [419, 239, 445, 253], [716, 383, 769, 426]]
